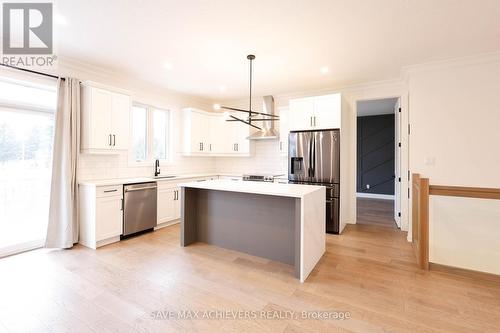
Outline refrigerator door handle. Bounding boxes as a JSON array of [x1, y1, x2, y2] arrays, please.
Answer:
[[308, 136, 313, 177], [311, 135, 316, 178]]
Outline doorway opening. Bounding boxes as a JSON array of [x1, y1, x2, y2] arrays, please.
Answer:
[[356, 98, 401, 229]]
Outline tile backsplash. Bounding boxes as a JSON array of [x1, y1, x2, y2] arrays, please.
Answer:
[[78, 152, 217, 180], [215, 140, 287, 176], [78, 140, 286, 180]]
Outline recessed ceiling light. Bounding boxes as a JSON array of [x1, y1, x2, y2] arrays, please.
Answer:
[[55, 14, 68, 26], [320, 66, 329, 75], [163, 62, 173, 70], [219, 85, 226, 93], [213, 103, 221, 110]]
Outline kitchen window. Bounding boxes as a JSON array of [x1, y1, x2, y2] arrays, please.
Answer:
[[0, 76, 57, 257], [130, 103, 170, 165]]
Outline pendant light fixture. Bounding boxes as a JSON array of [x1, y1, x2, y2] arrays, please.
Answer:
[[220, 55, 279, 130]]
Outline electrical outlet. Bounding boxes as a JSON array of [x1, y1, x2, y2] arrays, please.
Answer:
[[366, 184, 370, 189]]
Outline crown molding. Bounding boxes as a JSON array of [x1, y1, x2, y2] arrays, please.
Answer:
[[54, 56, 213, 108], [401, 51, 500, 78]]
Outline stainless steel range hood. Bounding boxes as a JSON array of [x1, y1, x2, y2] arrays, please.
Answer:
[[247, 95, 279, 140]]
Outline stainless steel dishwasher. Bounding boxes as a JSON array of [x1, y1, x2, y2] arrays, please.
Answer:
[[123, 182, 157, 236]]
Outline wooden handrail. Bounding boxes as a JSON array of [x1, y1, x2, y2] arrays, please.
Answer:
[[429, 185, 500, 200], [412, 174, 429, 270]]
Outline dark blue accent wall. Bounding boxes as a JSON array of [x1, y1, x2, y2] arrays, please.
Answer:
[[357, 114, 395, 195]]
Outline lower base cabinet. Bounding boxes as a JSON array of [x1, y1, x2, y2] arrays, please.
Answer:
[[157, 184, 180, 224], [79, 184, 123, 249]]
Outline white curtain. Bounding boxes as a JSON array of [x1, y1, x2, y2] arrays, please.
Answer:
[[45, 78, 80, 248]]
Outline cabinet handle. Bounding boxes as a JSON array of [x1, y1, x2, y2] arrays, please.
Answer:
[[209, 144, 212, 151], [174, 190, 176, 200], [314, 116, 316, 127], [310, 117, 313, 127], [113, 134, 116, 146], [103, 189, 117, 193], [280, 141, 283, 151], [236, 143, 238, 152], [109, 134, 112, 146]]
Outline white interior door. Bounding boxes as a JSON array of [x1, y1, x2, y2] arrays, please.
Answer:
[[394, 98, 402, 228]]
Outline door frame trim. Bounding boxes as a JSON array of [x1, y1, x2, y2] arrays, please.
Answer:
[[351, 92, 410, 235]]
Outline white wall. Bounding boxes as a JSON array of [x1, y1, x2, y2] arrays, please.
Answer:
[[429, 196, 500, 275], [406, 53, 500, 274], [55, 60, 218, 180]]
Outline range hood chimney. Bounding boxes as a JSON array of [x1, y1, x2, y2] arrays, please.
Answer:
[[247, 95, 279, 140]]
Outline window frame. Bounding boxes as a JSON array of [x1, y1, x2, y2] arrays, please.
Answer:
[[128, 102, 171, 167]]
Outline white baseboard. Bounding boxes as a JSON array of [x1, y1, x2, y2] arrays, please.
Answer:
[[155, 220, 180, 230], [0, 239, 44, 258], [356, 192, 395, 200]]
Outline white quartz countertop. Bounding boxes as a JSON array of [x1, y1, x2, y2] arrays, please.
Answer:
[[78, 173, 228, 186], [180, 179, 324, 198]]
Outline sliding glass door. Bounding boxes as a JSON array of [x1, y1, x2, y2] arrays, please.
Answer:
[[0, 77, 56, 257]]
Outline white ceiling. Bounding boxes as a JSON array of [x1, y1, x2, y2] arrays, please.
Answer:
[[54, 0, 500, 99], [357, 98, 398, 117]]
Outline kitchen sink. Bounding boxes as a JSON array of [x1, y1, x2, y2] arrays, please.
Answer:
[[153, 175, 177, 179]]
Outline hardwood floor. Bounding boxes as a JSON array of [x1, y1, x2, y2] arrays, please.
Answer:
[[0, 223, 499, 332], [357, 197, 397, 228]]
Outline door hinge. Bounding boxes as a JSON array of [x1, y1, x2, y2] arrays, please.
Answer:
[[408, 170, 410, 181], [398, 142, 401, 147], [408, 188, 410, 199], [408, 124, 411, 135], [398, 177, 401, 182], [398, 107, 401, 113], [398, 212, 401, 217]]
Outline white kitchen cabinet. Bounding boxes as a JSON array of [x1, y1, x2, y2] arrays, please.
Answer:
[[79, 184, 123, 249], [289, 98, 315, 131], [208, 115, 225, 154], [289, 93, 341, 131], [278, 106, 289, 155], [81, 82, 131, 154], [157, 176, 218, 227], [183, 108, 210, 155], [227, 114, 250, 155], [157, 183, 180, 224], [182, 108, 250, 156], [111, 93, 131, 150], [313, 94, 341, 129]]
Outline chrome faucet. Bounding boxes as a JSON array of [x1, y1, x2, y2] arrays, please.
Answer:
[[154, 159, 160, 177]]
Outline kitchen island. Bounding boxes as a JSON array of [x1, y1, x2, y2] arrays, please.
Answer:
[[180, 180, 325, 282]]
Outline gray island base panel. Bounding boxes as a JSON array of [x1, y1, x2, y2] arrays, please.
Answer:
[[181, 188, 301, 278]]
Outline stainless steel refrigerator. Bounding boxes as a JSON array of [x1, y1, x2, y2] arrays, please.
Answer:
[[288, 129, 340, 234]]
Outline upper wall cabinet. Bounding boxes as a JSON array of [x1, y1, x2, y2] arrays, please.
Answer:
[[289, 93, 341, 131], [182, 108, 250, 156], [81, 82, 131, 154]]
